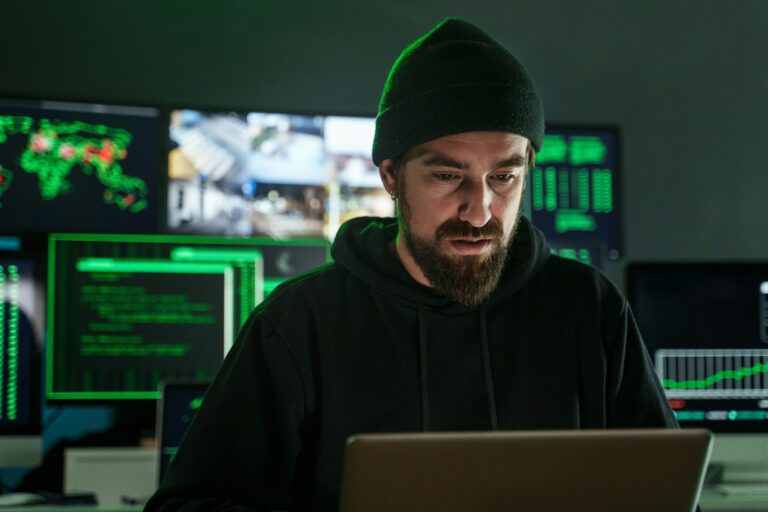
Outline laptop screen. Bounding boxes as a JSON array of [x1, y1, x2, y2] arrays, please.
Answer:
[[157, 381, 210, 484]]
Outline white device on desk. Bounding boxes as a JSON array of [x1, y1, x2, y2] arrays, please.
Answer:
[[64, 447, 157, 509], [0, 492, 45, 506], [708, 434, 768, 486], [340, 429, 713, 512]]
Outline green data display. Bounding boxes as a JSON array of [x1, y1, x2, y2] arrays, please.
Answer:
[[529, 128, 620, 260], [48, 235, 268, 400], [0, 260, 35, 427], [0, 264, 20, 422], [0, 98, 159, 233]]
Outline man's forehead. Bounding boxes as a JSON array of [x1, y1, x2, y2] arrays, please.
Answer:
[[406, 132, 530, 161]]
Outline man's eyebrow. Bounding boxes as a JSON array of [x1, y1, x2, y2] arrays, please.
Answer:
[[416, 150, 528, 170], [419, 151, 468, 170], [493, 154, 528, 170]]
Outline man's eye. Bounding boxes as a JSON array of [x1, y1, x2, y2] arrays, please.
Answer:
[[493, 173, 518, 183], [433, 173, 456, 182]]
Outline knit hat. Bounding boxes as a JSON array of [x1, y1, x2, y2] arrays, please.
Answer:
[[372, 17, 545, 166]]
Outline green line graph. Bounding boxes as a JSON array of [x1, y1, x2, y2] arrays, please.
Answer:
[[663, 362, 768, 390], [656, 349, 768, 399]]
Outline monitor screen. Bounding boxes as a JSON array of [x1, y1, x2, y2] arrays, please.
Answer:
[[627, 263, 768, 433], [166, 109, 393, 240], [47, 234, 329, 401], [529, 126, 620, 259], [0, 257, 42, 466], [0, 98, 160, 234], [157, 380, 209, 484]]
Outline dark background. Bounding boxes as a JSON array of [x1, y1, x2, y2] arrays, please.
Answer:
[[3, 0, 766, 276]]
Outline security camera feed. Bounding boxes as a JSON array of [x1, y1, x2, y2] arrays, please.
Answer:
[[47, 234, 329, 400], [0, 259, 40, 434], [0, 98, 159, 234], [166, 110, 394, 240], [628, 263, 768, 433], [529, 127, 620, 260], [324, 116, 393, 239]]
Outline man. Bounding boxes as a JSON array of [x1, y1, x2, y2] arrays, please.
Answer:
[[145, 17, 676, 512]]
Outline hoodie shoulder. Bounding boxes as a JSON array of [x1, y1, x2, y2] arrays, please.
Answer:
[[539, 253, 627, 316], [259, 261, 347, 312]]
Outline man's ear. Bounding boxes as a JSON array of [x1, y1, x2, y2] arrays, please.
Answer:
[[379, 159, 398, 196]]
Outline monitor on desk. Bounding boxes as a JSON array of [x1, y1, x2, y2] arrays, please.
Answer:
[[0, 257, 42, 467], [628, 262, 768, 481], [47, 233, 329, 402]]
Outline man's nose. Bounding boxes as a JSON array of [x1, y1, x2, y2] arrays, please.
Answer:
[[457, 178, 492, 227]]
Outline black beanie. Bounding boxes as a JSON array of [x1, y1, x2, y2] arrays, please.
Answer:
[[372, 17, 545, 166]]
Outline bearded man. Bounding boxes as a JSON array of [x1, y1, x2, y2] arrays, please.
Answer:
[[146, 16, 676, 512]]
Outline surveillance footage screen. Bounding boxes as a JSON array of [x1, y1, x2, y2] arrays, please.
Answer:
[[166, 110, 393, 240]]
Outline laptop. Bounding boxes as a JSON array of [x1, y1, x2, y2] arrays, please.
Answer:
[[155, 380, 210, 485], [340, 429, 713, 512]]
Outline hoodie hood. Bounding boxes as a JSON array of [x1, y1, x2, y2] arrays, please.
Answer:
[[331, 215, 551, 313], [332, 215, 551, 431]]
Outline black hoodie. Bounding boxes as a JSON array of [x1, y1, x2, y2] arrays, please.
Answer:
[[145, 216, 677, 512]]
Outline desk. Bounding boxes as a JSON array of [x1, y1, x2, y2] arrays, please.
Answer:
[[0, 497, 763, 512], [0, 507, 141, 512], [700, 490, 768, 511]]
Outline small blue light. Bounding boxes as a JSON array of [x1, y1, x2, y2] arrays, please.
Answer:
[[0, 236, 21, 251]]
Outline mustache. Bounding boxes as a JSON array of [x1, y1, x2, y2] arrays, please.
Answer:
[[435, 218, 503, 240]]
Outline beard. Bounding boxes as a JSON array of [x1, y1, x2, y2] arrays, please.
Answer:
[[397, 184, 523, 307]]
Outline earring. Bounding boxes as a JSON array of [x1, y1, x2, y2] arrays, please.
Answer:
[[390, 192, 397, 201]]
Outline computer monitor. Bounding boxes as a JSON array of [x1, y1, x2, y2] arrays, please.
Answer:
[[0, 258, 42, 467], [0, 98, 161, 234], [528, 126, 620, 260], [156, 380, 209, 484], [627, 262, 768, 433], [47, 234, 329, 401], [165, 109, 393, 240]]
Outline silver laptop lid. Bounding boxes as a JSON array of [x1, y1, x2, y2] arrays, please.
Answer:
[[341, 429, 713, 512]]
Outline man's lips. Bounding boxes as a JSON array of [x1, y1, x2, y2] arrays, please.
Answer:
[[447, 238, 494, 255]]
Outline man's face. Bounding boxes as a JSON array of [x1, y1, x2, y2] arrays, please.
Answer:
[[381, 131, 531, 306]]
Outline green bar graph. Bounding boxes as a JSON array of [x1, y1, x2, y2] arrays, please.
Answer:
[[558, 169, 570, 209], [544, 167, 557, 212], [532, 168, 543, 211], [0, 268, 4, 420], [592, 169, 613, 213]]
